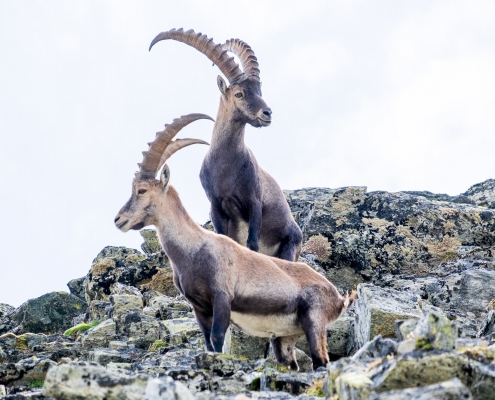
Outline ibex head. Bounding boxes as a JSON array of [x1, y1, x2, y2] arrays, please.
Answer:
[[149, 29, 272, 128], [114, 114, 212, 232]]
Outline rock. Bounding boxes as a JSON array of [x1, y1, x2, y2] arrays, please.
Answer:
[[111, 294, 144, 317], [83, 246, 174, 303], [477, 310, 495, 338], [140, 229, 163, 254], [284, 186, 495, 291], [112, 282, 143, 298], [462, 179, 495, 209], [148, 295, 191, 320], [224, 325, 268, 360], [260, 369, 326, 395], [10, 292, 86, 334], [0, 357, 56, 387], [89, 348, 127, 365], [412, 312, 457, 351], [143, 377, 194, 400], [43, 363, 149, 399], [335, 369, 374, 400], [67, 277, 86, 301], [354, 284, 439, 349], [195, 353, 253, 377], [120, 312, 162, 349], [352, 335, 397, 362], [372, 351, 472, 393], [161, 318, 202, 348], [369, 378, 472, 400], [86, 300, 111, 323], [0, 304, 14, 319], [80, 318, 116, 348], [140, 268, 179, 297]]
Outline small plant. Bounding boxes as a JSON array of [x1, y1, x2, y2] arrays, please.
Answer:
[[149, 339, 166, 352], [27, 380, 44, 388], [302, 235, 331, 262], [63, 320, 99, 337], [306, 380, 325, 397], [440, 251, 458, 263], [415, 337, 432, 350]]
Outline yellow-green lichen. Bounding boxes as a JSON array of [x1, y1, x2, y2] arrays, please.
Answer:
[[64, 320, 99, 337]]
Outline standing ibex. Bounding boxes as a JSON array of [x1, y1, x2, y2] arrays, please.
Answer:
[[149, 29, 303, 262], [114, 114, 351, 370]]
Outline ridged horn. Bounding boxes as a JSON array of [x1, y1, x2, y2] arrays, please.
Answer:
[[223, 39, 260, 81], [138, 113, 213, 179], [149, 28, 246, 84]]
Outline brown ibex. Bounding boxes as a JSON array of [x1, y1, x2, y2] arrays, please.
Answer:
[[149, 29, 303, 262], [114, 114, 352, 370]]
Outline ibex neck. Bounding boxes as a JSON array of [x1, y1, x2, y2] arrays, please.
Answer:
[[210, 99, 246, 150], [153, 185, 204, 266]]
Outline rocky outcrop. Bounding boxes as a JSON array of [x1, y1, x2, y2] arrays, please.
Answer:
[[1, 179, 495, 399]]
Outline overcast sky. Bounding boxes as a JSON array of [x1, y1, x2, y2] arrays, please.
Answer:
[[1, 1, 494, 306]]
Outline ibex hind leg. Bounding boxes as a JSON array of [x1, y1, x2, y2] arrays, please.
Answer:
[[299, 310, 329, 370], [278, 226, 303, 262], [270, 334, 301, 371]]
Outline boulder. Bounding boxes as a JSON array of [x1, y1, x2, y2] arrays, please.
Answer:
[[119, 312, 162, 350], [462, 179, 495, 209], [10, 292, 86, 334], [67, 277, 86, 301], [43, 363, 194, 400], [369, 378, 472, 400], [0, 304, 14, 319], [224, 325, 268, 360], [195, 353, 253, 377], [0, 357, 56, 387], [140, 229, 163, 254], [412, 312, 457, 351], [111, 294, 143, 318], [161, 318, 202, 348], [80, 318, 117, 348]]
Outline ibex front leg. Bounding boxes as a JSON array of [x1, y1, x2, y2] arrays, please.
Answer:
[[246, 199, 262, 252], [210, 292, 232, 352]]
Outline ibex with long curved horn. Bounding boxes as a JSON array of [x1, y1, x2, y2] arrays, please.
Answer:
[[114, 114, 351, 370], [149, 29, 303, 261]]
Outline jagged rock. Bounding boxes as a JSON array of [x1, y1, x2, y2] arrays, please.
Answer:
[[141, 268, 179, 297], [0, 304, 14, 319], [9, 292, 86, 334], [80, 318, 117, 348], [477, 310, 495, 338], [335, 369, 373, 400], [112, 282, 143, 298], [462, 179, 495, 209], [83, 246, 174, 303], [412, 312, 457, 351], [140, 229, 163, 254], [195, 353, 253, 377], [354, 284, 442, 349], [67, 277, 86, 301], [352, 335, 397, 362], [144, 376, 194, 399], [284, 186, 495, 292], [369, 378, 472, 400], [43, 363, 194, 400], [260, 369, 326, 395], [85, 300, 111, 323], [224, 325, 268, 360], [161, 318, 202, 348], [120, 312, 162, 350], [0, 357, 56, 387], [89, 348, 127, 365], [111, 294, 143, 317], [148, 295, 191, 320]]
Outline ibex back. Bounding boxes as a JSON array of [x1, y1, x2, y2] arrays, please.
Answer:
[[149, 29, 303, 261], [115, 114, 351, 370]]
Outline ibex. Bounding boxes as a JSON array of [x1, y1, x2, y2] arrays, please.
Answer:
[[149, 29, 303, 262], [114, 114, 352, 370]]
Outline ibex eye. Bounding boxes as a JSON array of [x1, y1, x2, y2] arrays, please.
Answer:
[[235, 92, 243, 98], [138, 189, 147, 195]]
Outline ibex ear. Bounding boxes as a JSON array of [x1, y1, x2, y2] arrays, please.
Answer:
[[217, 75, 228, 97], [160, 164, 170, 188]]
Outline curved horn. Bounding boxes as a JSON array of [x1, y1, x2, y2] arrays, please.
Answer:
[[149, 28, 245, 84], [157, 138, 209, 174], [223, 39, 260, 81], [138, 113, 213, 179]]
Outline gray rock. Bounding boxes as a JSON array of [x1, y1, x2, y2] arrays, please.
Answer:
[[477, 310, 495, 338], [260, 369, 326, 395], [148, 295, 191, 320], [143, 377, 194, 400], [120, 312, 162, 349], [86, 300, 111, 323], [112, 282, 143, 298], [224, 325, 268, 360], [89, 348, 127, 365], [67, 277, 86, 301], [195, 352, 253, 377], [140, 229, 163, 254], [160, 318, 202, 348], [369, 378, 472, 400], [43, 363, 149, 399], [10, 292, 87, 334], [352, 335, 397, 362], [413, 312, 458, 351], [0, 304, 14, 319], [0, 357, 56, 387], [80, 318, 117, 348], [462, 179, 495, 209], [111, 294, 143, 318]]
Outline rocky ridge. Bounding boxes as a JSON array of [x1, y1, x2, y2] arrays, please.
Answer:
[[0, 179, 494, 399]]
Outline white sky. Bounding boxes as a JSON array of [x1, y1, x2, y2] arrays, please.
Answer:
[[1, 1, 494, 306]]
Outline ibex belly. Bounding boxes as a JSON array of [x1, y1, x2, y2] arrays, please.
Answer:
[[230, 312, 303, 338], [232, 219, 280, 257]]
